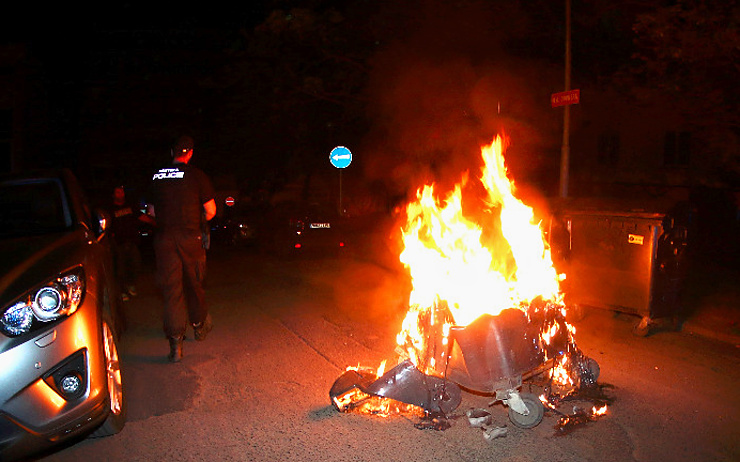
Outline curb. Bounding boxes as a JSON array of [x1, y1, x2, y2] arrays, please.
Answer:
[[680, 321, 740, 346]]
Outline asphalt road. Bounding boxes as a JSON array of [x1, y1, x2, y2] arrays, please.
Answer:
[[37, 245, 740, 462]]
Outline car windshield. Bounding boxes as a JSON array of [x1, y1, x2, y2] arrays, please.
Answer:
[[0, 178, 72, 238]]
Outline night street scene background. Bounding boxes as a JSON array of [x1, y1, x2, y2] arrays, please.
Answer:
[[2, 1, 740, 461], [3, 1, 738, 240]]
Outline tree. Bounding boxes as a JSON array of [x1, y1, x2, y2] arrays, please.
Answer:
[[625, 0, 740, 183], [630, 0, 739, 126]]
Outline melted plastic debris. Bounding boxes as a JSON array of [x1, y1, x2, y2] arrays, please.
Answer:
[[414, 411, 452, 431], [483, 425, 508, 441]]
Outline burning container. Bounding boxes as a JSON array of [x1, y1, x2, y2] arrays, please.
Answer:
[[549, 201, 690, 336], [444, 309, 550, 429], [330, 136, 607, 432], [445, 309, 544, 392], [330, 305, 599, 430]]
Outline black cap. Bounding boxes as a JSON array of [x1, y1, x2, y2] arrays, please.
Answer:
[[174, 135, 194, 154]]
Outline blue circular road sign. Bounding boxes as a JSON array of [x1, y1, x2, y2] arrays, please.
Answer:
[[330, 146, 352, 169]]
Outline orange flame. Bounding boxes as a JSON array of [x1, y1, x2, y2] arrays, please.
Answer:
[[592, 404, 608, 416], [550, 355, 574, 387], [340, 135, 602, 419], [396, 135, 563, 368]]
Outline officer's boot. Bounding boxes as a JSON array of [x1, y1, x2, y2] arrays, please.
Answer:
[[168, 336, 184, 363], [193, 313, 213, 341]]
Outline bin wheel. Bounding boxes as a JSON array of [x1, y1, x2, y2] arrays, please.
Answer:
[[668, 316, 683, 332], [632, 317, 651, 337], [582, 356, 600, 383], [566, 304, 585, 322], [508, 392, 544, 429]]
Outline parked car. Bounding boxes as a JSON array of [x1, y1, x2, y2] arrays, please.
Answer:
[[267, 201, 348, 257], [209, 205, 260, 249], [0, 170, 126, 460]]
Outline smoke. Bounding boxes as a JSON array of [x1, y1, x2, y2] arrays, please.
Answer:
[[358, 1, 563, 202]]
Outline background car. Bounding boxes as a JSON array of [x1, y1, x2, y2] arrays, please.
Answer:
[[0, 170, 126, 461], [208, 204, 261, 249], [265, 201, 348, 257]]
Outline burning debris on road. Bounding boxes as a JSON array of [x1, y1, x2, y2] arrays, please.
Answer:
[[330, 359, 460, 417], [330, 135, 609, 435]]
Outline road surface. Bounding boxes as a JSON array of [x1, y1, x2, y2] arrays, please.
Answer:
[[37, 246, 739, 462]]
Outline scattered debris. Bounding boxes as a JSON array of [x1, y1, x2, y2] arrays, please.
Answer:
[[414, 411, 452, 431], [554, 409, 597, 435], [466, 409, 492, 428], [482, 425, 508, 441], [544, 383, 614, 436], [330, 360, 462, 416]]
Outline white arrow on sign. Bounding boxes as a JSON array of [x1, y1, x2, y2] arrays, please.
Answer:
[[332, 153, 351, 161]]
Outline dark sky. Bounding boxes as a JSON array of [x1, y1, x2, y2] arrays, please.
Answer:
[[5, 1, 735, 203], [2, 2, 265, 72], [0, 1, 621, 198]]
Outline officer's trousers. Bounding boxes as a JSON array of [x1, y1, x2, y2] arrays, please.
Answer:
[[154, 231, 208, 338]]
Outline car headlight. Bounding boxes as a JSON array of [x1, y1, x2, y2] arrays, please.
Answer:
[[1, 268, 85, 337]]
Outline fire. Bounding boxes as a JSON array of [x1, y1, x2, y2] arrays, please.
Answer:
[[334, 363, 425, 418], [396, 135, 563, 368], [549, 355, 574, 387], [375, 360, 387, 378], [331, 134, 606, 430]]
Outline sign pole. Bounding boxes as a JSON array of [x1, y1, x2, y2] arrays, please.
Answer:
[[559, 0, 572, 198], [339, 169, 343, 216], [329, 146, 352, 216]]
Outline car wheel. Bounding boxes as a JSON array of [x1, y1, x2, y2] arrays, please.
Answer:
[[91, 320, 126, 437]]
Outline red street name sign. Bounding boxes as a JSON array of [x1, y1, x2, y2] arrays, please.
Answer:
[[551, 89, 580, 107]]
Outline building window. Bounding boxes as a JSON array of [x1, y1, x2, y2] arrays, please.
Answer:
[[597, 132, 620, 165], [664, 131, 690, 166]]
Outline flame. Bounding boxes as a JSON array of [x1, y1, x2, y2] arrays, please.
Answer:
[[336, 363, 425, 417], [592, 404, 608, 416], [549, 355, 574, 387], [349, 396, 425, 418], [396, 135, 563, 368], [336, 134, 606, 422], [376, 360, 387, 378]]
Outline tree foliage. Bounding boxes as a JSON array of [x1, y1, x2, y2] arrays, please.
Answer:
[[629, 0, 739, 130]]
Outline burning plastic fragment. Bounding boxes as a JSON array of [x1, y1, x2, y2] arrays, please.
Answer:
[[543, 384, 613, 435], [329, 360, 462, 418], [553, 401, 610, 436], [414, 411, 452, 431]]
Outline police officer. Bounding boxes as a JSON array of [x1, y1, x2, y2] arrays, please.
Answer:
[[108, 185, 152, 301], [148, 135, 216, 362]]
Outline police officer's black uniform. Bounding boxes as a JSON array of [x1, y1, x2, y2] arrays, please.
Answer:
[[149, 136, 215, 362]]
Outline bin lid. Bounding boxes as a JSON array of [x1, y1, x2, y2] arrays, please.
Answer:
[[548, 197, 681, 220]]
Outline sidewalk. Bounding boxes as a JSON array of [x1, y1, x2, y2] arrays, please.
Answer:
[[679, 261, 740, 346], [682, 305, 740, 346]]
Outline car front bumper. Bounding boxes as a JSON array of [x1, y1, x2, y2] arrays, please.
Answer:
[[0, 292, 110, 459]]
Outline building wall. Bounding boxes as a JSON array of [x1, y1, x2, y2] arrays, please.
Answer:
[[568, 85, 703, 205]]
